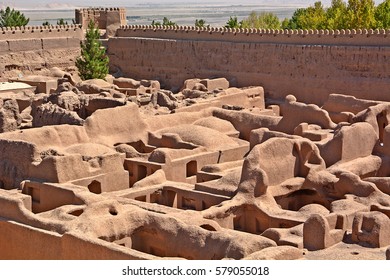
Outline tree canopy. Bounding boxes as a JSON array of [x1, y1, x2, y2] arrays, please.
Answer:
[[221, 0, 383, 31], [241, 12, 281, 29], [145, 1, 390, 31], [375, 0, 390, 28], [195, 19, 209, 28], [0, 7, 29, 27], [283, 2, 327, 29], [225, 16, 242, 28], [76, 20, 109, 80], [152, 17, 177, 26], [57, 19, 68, 26], [282, 0, 381, 30]]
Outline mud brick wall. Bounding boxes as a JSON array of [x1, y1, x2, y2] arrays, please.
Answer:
[[0, 25, 83, 78], [109, 26, 390, 105]]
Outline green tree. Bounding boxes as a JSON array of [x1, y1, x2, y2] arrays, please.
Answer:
[[76, 20, 109, 80], [162, 17, 176, 26], [281, 18, 290, 29], [324, 0, 348, 29], [0, 7, 29, 27], [284, 1, 326, 29], [308, 1, 327, 29], [283, 8, 306, 29], [225, 16, 242, 28], [57, 18, 68, 25], [151, 17, 176, 26], [151, 20, 161, 26], [241, 11, 281, 29], [282, 0, 379, 30], [375, 0, 390, 28], [42, 21, 51, 26], [195, 19, 209, 28], [345, 0, 376, 29]]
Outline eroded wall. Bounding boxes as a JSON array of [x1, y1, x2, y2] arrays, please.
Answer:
[[0, 25, 83, 80], [108, 26, 390, 105]]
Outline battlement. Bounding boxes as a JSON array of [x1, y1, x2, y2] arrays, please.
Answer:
[[75, 7, 127, 32], [0, 25, 83, 40], [117, 25, 390, 46], [76, 7, 125, 12], [0, 24, 83, 79]]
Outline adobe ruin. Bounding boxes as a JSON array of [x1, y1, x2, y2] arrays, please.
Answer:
[[1, 13, 390, 260]]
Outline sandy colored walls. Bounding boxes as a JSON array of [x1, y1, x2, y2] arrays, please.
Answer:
[[109, 27, 390, 105], [0, 220, 62, 259], [0, 25, 83, 79], [0, 221, 148, 260], [75, 8, 127, 30], [3, 24, 389, 105], [75, 8, 127, 37]]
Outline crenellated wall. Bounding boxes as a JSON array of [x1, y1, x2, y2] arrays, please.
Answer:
[[75, 8, 127, 29], [0, 25, 83, 40], [116, 25, 390, 46], [109, 25, 390, 104], [75, 8, 127, 37], [0, 25, 83, 79], [2, 23, 390, 105]]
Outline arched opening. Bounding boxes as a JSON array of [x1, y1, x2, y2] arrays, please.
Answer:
[[88, 180, 102, 194], [186, 160, 197, 178], [377, 110, 389, 145]]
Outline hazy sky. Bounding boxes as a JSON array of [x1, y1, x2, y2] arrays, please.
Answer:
[[1, 1, 332, 9], [0, 0, 384, 9]]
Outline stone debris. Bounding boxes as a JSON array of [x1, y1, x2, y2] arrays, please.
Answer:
[[2, 73, 390, 261]]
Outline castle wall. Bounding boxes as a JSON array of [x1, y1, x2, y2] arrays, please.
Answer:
[[2, 23, 390, 105], [0, 25, 83, 79], [75, 8, 127, 37], [108, 26, 390, 105], [75, 8, 127, 29]]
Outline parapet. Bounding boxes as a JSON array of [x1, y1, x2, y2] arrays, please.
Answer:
[[116, 25, 390, 46], [0, 25, 83, 40]]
